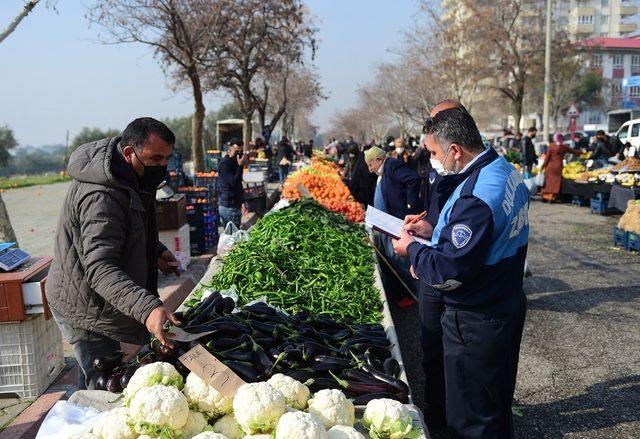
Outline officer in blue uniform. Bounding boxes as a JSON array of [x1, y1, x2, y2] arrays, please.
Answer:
[[394, 108, 529, 438]]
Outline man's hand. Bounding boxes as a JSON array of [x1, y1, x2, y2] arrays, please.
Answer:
[[158, 249, 181, 277], [392, 229, 415, 257], [241, 203, 249, 216], [145, 306, 180, 347], [403, 216, 433, 239]]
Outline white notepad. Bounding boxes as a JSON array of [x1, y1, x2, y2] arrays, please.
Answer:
[[365, 205, 430, 245]]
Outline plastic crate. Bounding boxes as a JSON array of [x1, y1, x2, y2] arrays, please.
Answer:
[[593, 191, 609, 202], [590, 198, 614, 215], [571, 196, 588, 207], [246, 195, 267, 214], [612, 226, 628, 248], [194, 175, 218, 190], [0, 314, 65, 398], [626, 232, 640, 254]]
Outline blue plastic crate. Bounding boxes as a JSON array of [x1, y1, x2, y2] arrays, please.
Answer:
[[590, 198, 614, 215], [572, 196, 588, 207], [626, 232, 640, 254], [612, 226, 628, 248], [593, 191, 609, 202]]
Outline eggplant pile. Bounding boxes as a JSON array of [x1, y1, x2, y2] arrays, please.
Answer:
[[176, 293, 409, 403]]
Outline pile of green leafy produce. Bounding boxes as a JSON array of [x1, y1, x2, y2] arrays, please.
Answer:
[[203, 199, 382, 323]]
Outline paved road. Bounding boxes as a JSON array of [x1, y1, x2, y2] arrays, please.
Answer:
[[390, 200, 640, 438], [2, 182, 71, 257]]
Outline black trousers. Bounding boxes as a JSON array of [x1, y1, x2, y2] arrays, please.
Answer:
[[442, 291, 527, 439]]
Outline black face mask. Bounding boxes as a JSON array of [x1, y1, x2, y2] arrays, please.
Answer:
[[133, 150, 167, 189]]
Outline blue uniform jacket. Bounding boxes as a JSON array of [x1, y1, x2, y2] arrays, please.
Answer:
[[408, 148, 530, 308], [381, 157, 421, 219]]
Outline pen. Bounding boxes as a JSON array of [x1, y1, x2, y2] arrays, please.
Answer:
[[406, 211, 427, 238]]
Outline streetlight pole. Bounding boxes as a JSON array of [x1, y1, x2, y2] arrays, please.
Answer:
[[542, 0, 552, 145]]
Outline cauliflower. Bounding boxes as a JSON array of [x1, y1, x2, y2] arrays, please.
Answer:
[[123, 362, 184, 403], [92, 407, 136, 439], [191, 433, 228, 439], [362, 398, 421, 439], [70, 434, 99, 439], [307, 389, 355, 429], [212, 414, 245, 439], [242, 435, 272, 439], [183, 372, 233, 419], [267, 374, 311, 410], [274, 411, 327, 439], [327, 425, 366, 439], [182, 410, 210, 439], [128, 384, 189, 437], [232, 382, 286, 434]]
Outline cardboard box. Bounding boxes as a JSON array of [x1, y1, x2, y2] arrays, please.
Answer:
[[156, 194, 187, 230], [159, 223, 191, 269]]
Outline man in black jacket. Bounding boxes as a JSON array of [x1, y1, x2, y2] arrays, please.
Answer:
[[218, 139, 247, 228], [520, 127, 537, 175], [46, 118, 181, 389]]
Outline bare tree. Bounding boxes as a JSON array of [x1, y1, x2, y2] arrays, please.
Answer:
[[88, 0, 224, 172], [0, 0, 58, 44], [205, 0, 317, 148]]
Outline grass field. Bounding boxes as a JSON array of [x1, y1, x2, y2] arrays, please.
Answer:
[[0, 173, 71, 190]]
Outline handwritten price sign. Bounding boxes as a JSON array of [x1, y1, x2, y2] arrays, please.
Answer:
[[179, 344, 246, 398]]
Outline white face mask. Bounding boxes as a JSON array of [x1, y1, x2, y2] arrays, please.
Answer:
[[430, 148, 456, 176], [395, 147, 404, 155]]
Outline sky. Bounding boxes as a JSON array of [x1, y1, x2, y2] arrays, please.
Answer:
[[0, 0, 417, 147]]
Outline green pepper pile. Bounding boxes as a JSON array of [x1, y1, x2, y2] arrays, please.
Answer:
[[202, 199, 382, 323]]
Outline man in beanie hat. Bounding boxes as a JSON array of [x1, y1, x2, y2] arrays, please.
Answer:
[[365, 145, 420, 308]]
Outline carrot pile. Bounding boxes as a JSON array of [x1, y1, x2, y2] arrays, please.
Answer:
[[281, 158, 365, 222]]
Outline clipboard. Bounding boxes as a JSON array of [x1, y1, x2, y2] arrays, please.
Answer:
[[365, 205, 430, 245]]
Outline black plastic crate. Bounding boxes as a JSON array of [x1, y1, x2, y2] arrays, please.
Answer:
[[627, 232, 640, 254], [590, 198, 614, 215], [245, 195, 267, 214], [612, 226, 628, 248]]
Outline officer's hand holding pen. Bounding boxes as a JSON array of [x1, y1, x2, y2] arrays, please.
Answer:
[[403, 212, 433, 239]]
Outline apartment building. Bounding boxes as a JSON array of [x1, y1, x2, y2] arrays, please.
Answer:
[[557, 0, 639, 38]]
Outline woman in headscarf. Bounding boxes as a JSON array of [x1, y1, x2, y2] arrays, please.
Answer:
[[540, 132, 583, 202]]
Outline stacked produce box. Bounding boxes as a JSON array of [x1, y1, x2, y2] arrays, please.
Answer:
[[205, 149, 223, 172], [614, 200, 640, 254], [179, 186, 219, 255]]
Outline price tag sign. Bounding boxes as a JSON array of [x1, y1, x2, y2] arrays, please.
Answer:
[[296, 182, 312, 198], [179, 344, 246, 398]]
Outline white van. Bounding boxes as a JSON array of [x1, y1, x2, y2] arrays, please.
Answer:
[[616, 118, 640, 148]]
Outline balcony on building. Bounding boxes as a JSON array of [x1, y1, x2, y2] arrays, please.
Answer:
[[619, 5, 639, 17], [618, 22, 638, 34]]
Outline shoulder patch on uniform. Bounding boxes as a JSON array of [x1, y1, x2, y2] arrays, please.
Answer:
[[451, 224, 472, 248]]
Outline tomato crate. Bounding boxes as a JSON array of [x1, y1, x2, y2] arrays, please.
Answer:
[[626, 232, 640, 254], [0, 314, 64, 398], [612, 226, 628, 249]]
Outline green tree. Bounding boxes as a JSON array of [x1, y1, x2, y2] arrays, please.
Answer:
[[0, 124, 17, 167], [69, 127, 120, 153], [573, 71, 604, 108]]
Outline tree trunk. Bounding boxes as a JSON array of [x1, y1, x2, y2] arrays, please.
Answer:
[[0, 194, 17, 244], [189, 68, 205, 172]]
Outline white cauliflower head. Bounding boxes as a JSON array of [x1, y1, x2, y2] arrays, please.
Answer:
[[92, 406, 136, 439], [128, 384, 189, 437], [327, 425, 366, 439], [362, 398, 420, 439], [191, 433, 228, 439], [274, 411, 327, 439], [182, 410, 210, 439], [183, 372, 233, 419], [232, 382, 286, 434], [212, 413, 245, 439], [123, 362, 183, 403], [267, 374, 311, 410], [308, 389, 355, 429]]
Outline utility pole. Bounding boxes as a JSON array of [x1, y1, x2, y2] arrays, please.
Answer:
[[542, 0, 552, 145]]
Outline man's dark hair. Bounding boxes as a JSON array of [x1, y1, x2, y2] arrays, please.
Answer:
[[121, 117, 175, 150], [229, 137, 244, 147], [425, 108, 484, 152], [528, 126, 537, 133], [597, 130, 606, 136], [515, 132, 522, 137]]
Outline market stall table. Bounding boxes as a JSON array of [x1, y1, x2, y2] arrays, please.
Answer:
[[608, 185, 640, 212], [560, 179, 611, 200]]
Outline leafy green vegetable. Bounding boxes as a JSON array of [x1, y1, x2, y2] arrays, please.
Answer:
[[202, 199, 382, 323]]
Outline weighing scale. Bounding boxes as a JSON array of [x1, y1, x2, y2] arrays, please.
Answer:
[[0, 242, 31, 271]]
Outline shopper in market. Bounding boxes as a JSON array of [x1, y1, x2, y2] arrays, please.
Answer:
[[46, 117, 182, 390], [365, 145, 421, 307], [540, 133, 583, 202], [393, 107, 529, 438], [219, 138, 248, 228], [276, 137, 295, 182], [590, 130, 614, 165], [520, 126, 538, 176]]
